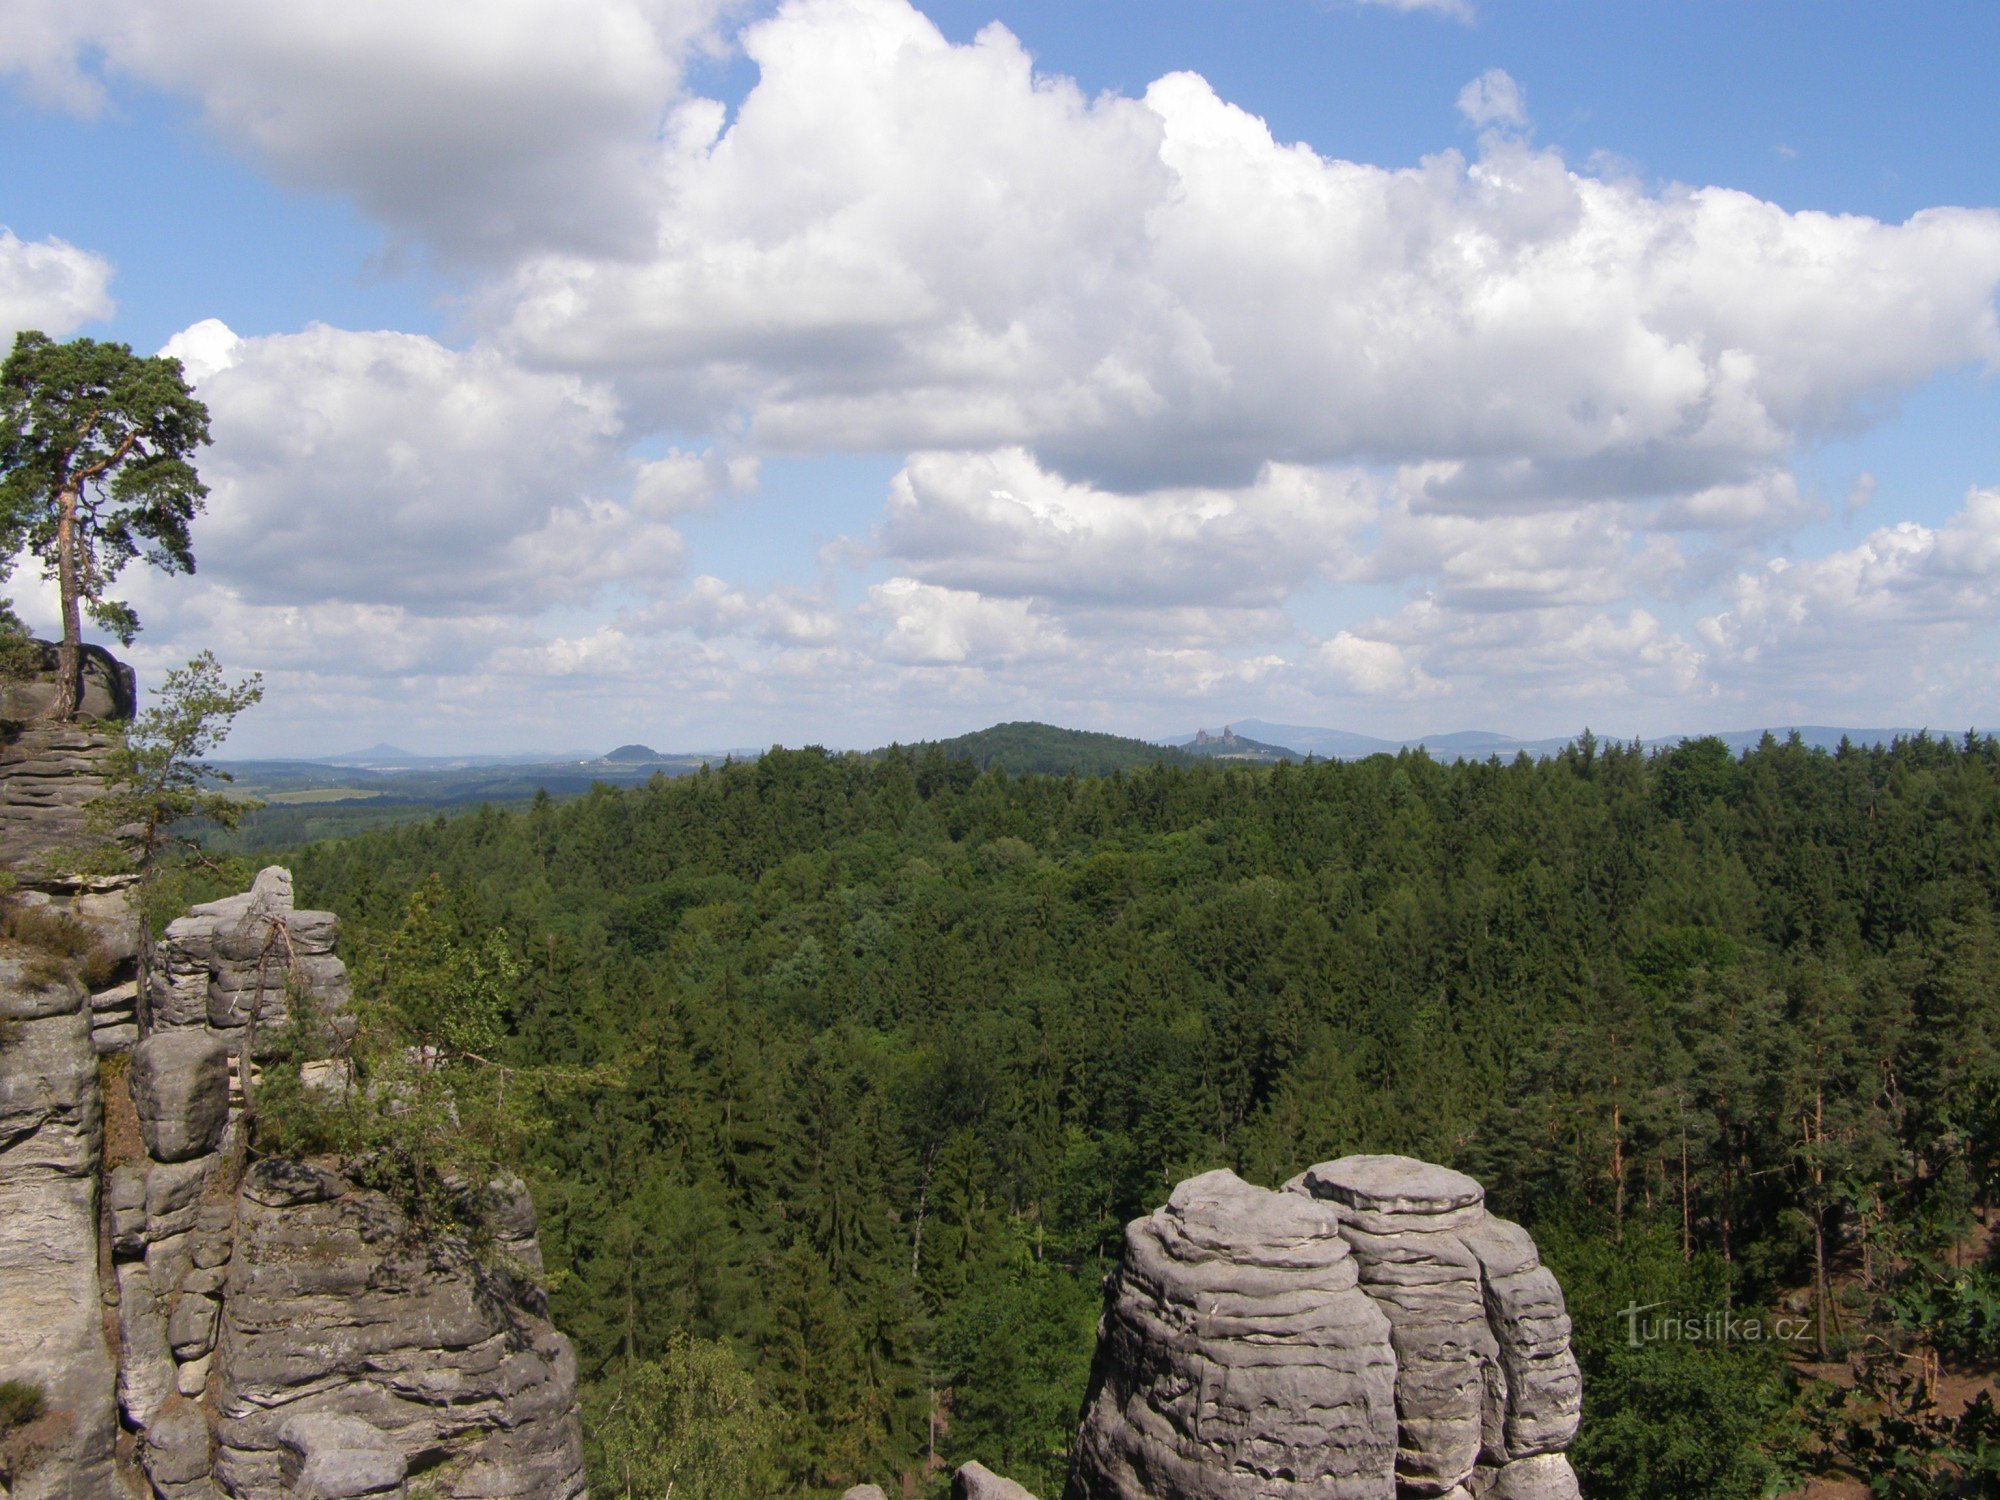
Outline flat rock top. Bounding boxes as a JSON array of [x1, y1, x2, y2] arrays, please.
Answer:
[[1152, 1176, 1352, 1272], [1293, 1155, 1485, 1216]]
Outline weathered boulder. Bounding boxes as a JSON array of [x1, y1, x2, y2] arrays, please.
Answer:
[[1066, 1158, 1582, 1500], [210, 1164, 585, 1498], [0, 956, 117, 1498], [278, 1413, 408, 1499], [841, 1486, 890, 1500], [956, 1460, 1041, 1499], [0, 721, 127, 882], [1290, 1157, 1582, 1498], [1288, 1158, 1494, 1496], [1067, 1169, 1398, 1499], [131, 1030, 232, 1162], [0, 640, 136, 725], [144, 1396, 218, 1494], [150, 866, 352, 1051]]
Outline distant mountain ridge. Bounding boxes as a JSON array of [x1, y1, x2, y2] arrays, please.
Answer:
[[1171, 719, 1991, 762]]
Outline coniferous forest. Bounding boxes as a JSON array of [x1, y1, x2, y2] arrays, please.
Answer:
[[278, 731, 2000, 1498]]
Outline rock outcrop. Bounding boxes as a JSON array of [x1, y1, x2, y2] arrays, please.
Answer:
[[147, 867, 352, 1052], [1, 642, 144, 1051], [0, 955, 119, 1500], [0, 866, 587, 1500], [0, 639, 134, 885], [1067, 1157, 1581, 1500]]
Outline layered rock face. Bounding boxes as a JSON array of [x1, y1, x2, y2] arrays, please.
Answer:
[[204, 1161, 585, 1499], [0, 642, 135, 885], [1067, 1157, 1581, 1500], [1, 867, 586, 1500], [146, 867, 351, 1051], [1069, 1170, 1398, 1499], [0, 956, 119, 1500]]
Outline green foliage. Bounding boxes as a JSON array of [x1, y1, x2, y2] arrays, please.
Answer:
[[273, 731, 2000, 1495], [0, 330, 210, 716], [82, 650, 263, 873], [1810, 1369, 2000, 1496], [584, 1337, 780, 1498], [0, 1380, 43, 1436], [0, 596, 36, 686]]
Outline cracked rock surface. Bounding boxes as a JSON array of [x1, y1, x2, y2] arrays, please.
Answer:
[[1066, 1157, 1581, 1500]]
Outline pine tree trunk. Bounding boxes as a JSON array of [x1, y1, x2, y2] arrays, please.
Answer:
[[49, 483, 83, 720]]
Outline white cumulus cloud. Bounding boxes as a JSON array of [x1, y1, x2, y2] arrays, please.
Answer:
[[489, 0, 2000, 509], [0, 228, 114, 340], [0, 0, 743, 259]]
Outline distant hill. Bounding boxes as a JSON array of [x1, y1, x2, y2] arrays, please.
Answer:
[[1173, 719, 1991, 762], [1178, 725, 1302, 762], [599, 743, 663, 763], [904, 722, 1193, 776]]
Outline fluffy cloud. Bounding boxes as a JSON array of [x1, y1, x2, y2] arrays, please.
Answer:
[[866, 577, 1069, 665], [0, 0, 741, 259], [1321, 599, 1707, 707], [1701, 487, 2000, 678], [0, 228, 113, 340], [157, 319, 702, 612], [495, 0, 2000, 502], [1456, 69, 1525, 129], [878, 448, 1374, 608]]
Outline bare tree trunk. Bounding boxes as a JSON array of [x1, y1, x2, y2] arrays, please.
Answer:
[[49, 484, 83, 720]]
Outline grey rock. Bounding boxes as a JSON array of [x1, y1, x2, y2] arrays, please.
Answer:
[[0, 957, 118, 1499], [209, 1169, 585, 1498], [278, 1414, 407, 1499], [1459, 1220, 1582, 1460], [1067, 1169, 1397, 1499], [90, 1018, 138, 1054], [154, 865, 351, 1056], [168, 1291, 221, 1359], [131, 1031, 231, 1162], [956, 1461, 1040, 1499], [117, 1261, 177, 1431], [240, 1156, 344, 1207], [147, 1156, 213, 1240], [842, 1487, 891, 1500], [1291, 1158, 1499, 1496], [1471, 1453, 1582, 1500], [108, 1161, 150, 1257], [144, 1396, 217, 1487], [175, 1350, 213, 1397], [1066, 1159, 1584, 1500], [0, 639, 136, 725]]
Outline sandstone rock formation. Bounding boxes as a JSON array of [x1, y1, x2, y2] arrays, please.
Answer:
[[956, 1459, 1044, 1498], [0, 868, 587, 1500], [0, 639, 137, 726], [0, 955, 119, 1499], [1067, 1157, 1581, 1500], [1, 642, 144, 1052], [0, 640, 133, 885], [147, 867, 352, 1052]]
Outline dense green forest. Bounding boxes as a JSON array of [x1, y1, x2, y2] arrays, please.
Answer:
[[276, 731, 2000, 1497]]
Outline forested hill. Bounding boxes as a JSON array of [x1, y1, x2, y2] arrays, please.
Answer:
[[892, 720, 1193, 775], [284, 732, 2000, 1498]]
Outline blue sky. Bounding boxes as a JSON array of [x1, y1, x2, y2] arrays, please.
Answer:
[[2, 0, 1996, 754]]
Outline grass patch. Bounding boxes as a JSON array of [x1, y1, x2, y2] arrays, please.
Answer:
[[0, 1382, 43, 1436]]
